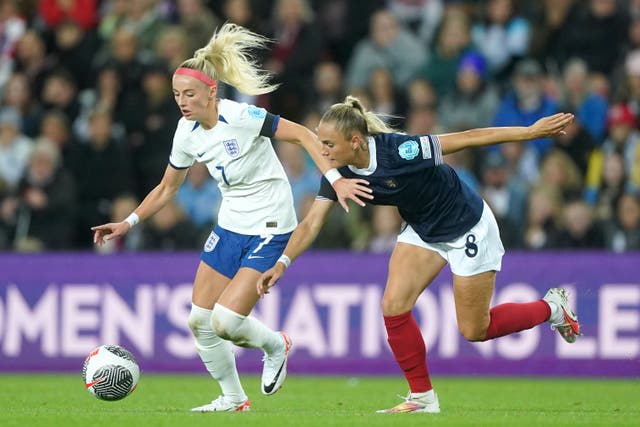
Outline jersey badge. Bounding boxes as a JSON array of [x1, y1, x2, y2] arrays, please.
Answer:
[[223, 139, 240, 158], [247, 105, 266, 119], [398, 140, 419, 160], [385, 178, 398, 188]]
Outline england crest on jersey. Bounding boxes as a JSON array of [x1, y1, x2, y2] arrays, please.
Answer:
[[398, 140, 419, 160], [204, 230, 220, 252], [223, 139, 240, 158]]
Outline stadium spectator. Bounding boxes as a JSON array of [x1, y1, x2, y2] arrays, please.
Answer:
[[67, 107, 132, 247], [263, 0, 323, 122], [556, 197, 605, 249], [1, 72, 44, 138], [590, 152, 627, 222], [550, 116, 597, 176], [471, 0, 531, 80], [404, 78, 438, 112], [558, 57, 608, 142], [97, 0, 130, 40], [37, 0, 98, 32], [127, 62, 182, 199], [13, 30, 55, 98], [39, 69, 80, 123], [140, 200, 202, 250], [438, 51, 499, 131], [537, 149, 583, 201], [523, 186, 562, 250], [529, 0, 579, 71], [492, 58, 558, 159], [478, 151, 527, 248], [36, 110, 73, 161], [91, 23, 370, 412], [387, 0, 443, 48], [119, 0, 169, 55], [554, 0, 629, 76], [152, 25, 191, 72], [310, 61, 345, 115], [13, 138, 76, 250], [585, 103, 640, 203], [603, 192, 640, 252], [0, 0, 26, 89], [258, 96, 579, 414], [175, 161, 221, 231], [51, 21, 101, 90], [345, 9, 425, 92], [416, 8, 475, 99], [0, 107, 33, 191], [366, 68, 404, 121], [176, 0, 221, 55], [222, 0, 264, 35]]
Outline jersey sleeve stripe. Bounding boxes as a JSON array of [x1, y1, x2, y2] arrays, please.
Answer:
[[168, 160, 191, 170], [432, 135, 444, 165]]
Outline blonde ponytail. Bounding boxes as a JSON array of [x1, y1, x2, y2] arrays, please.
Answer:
[[178, 23, 278, 95], [321, 95, 396, 139]]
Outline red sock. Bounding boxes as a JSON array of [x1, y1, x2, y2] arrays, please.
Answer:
[[384, 311, 431, 393], [484, 300, 551, 340]]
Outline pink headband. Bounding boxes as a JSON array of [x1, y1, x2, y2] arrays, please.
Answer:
[[174, 67, 217, 88]]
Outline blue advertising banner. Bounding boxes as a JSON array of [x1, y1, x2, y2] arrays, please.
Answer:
[[0, 251, 638, 377]]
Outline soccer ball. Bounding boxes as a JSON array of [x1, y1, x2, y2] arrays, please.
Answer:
[[82, 344, 140, 401]]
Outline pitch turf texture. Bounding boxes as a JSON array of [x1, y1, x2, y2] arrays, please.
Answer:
[[1, 374, 637, 427]]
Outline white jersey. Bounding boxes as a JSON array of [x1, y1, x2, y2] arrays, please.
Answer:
[[169, 99, 297, 235]]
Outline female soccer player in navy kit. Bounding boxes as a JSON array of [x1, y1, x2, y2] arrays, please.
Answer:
[[258, 96, 580, 414], [91, 25, 371, 412]]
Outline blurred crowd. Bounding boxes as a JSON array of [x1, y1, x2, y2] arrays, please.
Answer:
[[0, 0, 639, 253]]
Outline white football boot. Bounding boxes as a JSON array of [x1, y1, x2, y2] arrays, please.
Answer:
[[191, 396, 250, 412], [544, 288, 581, 343], [261, 332, 292, 395], [376, 391, 441, 414]]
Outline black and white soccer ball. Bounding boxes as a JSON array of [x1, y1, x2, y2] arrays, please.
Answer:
[[82, 344, 140, 401]]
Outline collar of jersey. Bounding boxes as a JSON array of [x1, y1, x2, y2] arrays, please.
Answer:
[[347, 136, 377, 175]]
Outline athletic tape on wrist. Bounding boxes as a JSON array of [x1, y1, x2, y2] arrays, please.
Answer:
[[324, 168, 342, 185], [277, 254, 291, 268], [124, 212, 139, 228]]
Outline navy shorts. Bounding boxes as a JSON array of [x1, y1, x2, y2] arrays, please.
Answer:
[[200, 225, 292, 278]]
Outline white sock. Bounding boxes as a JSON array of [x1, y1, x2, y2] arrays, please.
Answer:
[[546, 300, 562, 324], [211, 303, 283, 354], [188, 304, 246, 403], [410, 389, 435, 401]]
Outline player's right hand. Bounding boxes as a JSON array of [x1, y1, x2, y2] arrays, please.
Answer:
[[257, 264, 286, 298], [91, 222, 131, 246], [332, 177, 373, 213]]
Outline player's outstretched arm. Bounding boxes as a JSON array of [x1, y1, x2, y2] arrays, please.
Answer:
[[438, 112, 575, 155], [274, 118, 373, 212], [91, 165, 188, 245], [257, 199, 334, 297]]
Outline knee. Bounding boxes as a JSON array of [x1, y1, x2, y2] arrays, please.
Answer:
[[188, 305, 213, 337], [458, 323, 488, 342], [210, 304, 243, 341], [381, 293, 413, 316]]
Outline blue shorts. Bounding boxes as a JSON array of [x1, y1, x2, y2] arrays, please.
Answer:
[[200, 225, 292, 278]]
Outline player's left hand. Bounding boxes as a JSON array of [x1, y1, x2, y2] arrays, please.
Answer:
[[332, 178, 373, 213], [530, 113, 575, 138], [257, 263, 286, 297]]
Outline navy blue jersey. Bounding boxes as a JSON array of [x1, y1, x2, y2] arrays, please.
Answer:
[[318, 133, 483, 242]]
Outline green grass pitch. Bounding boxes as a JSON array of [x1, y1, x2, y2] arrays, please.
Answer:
[[1, 374, 637, 427]]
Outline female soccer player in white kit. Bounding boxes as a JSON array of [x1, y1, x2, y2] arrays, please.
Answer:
[[91, 24, 371, 412]]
